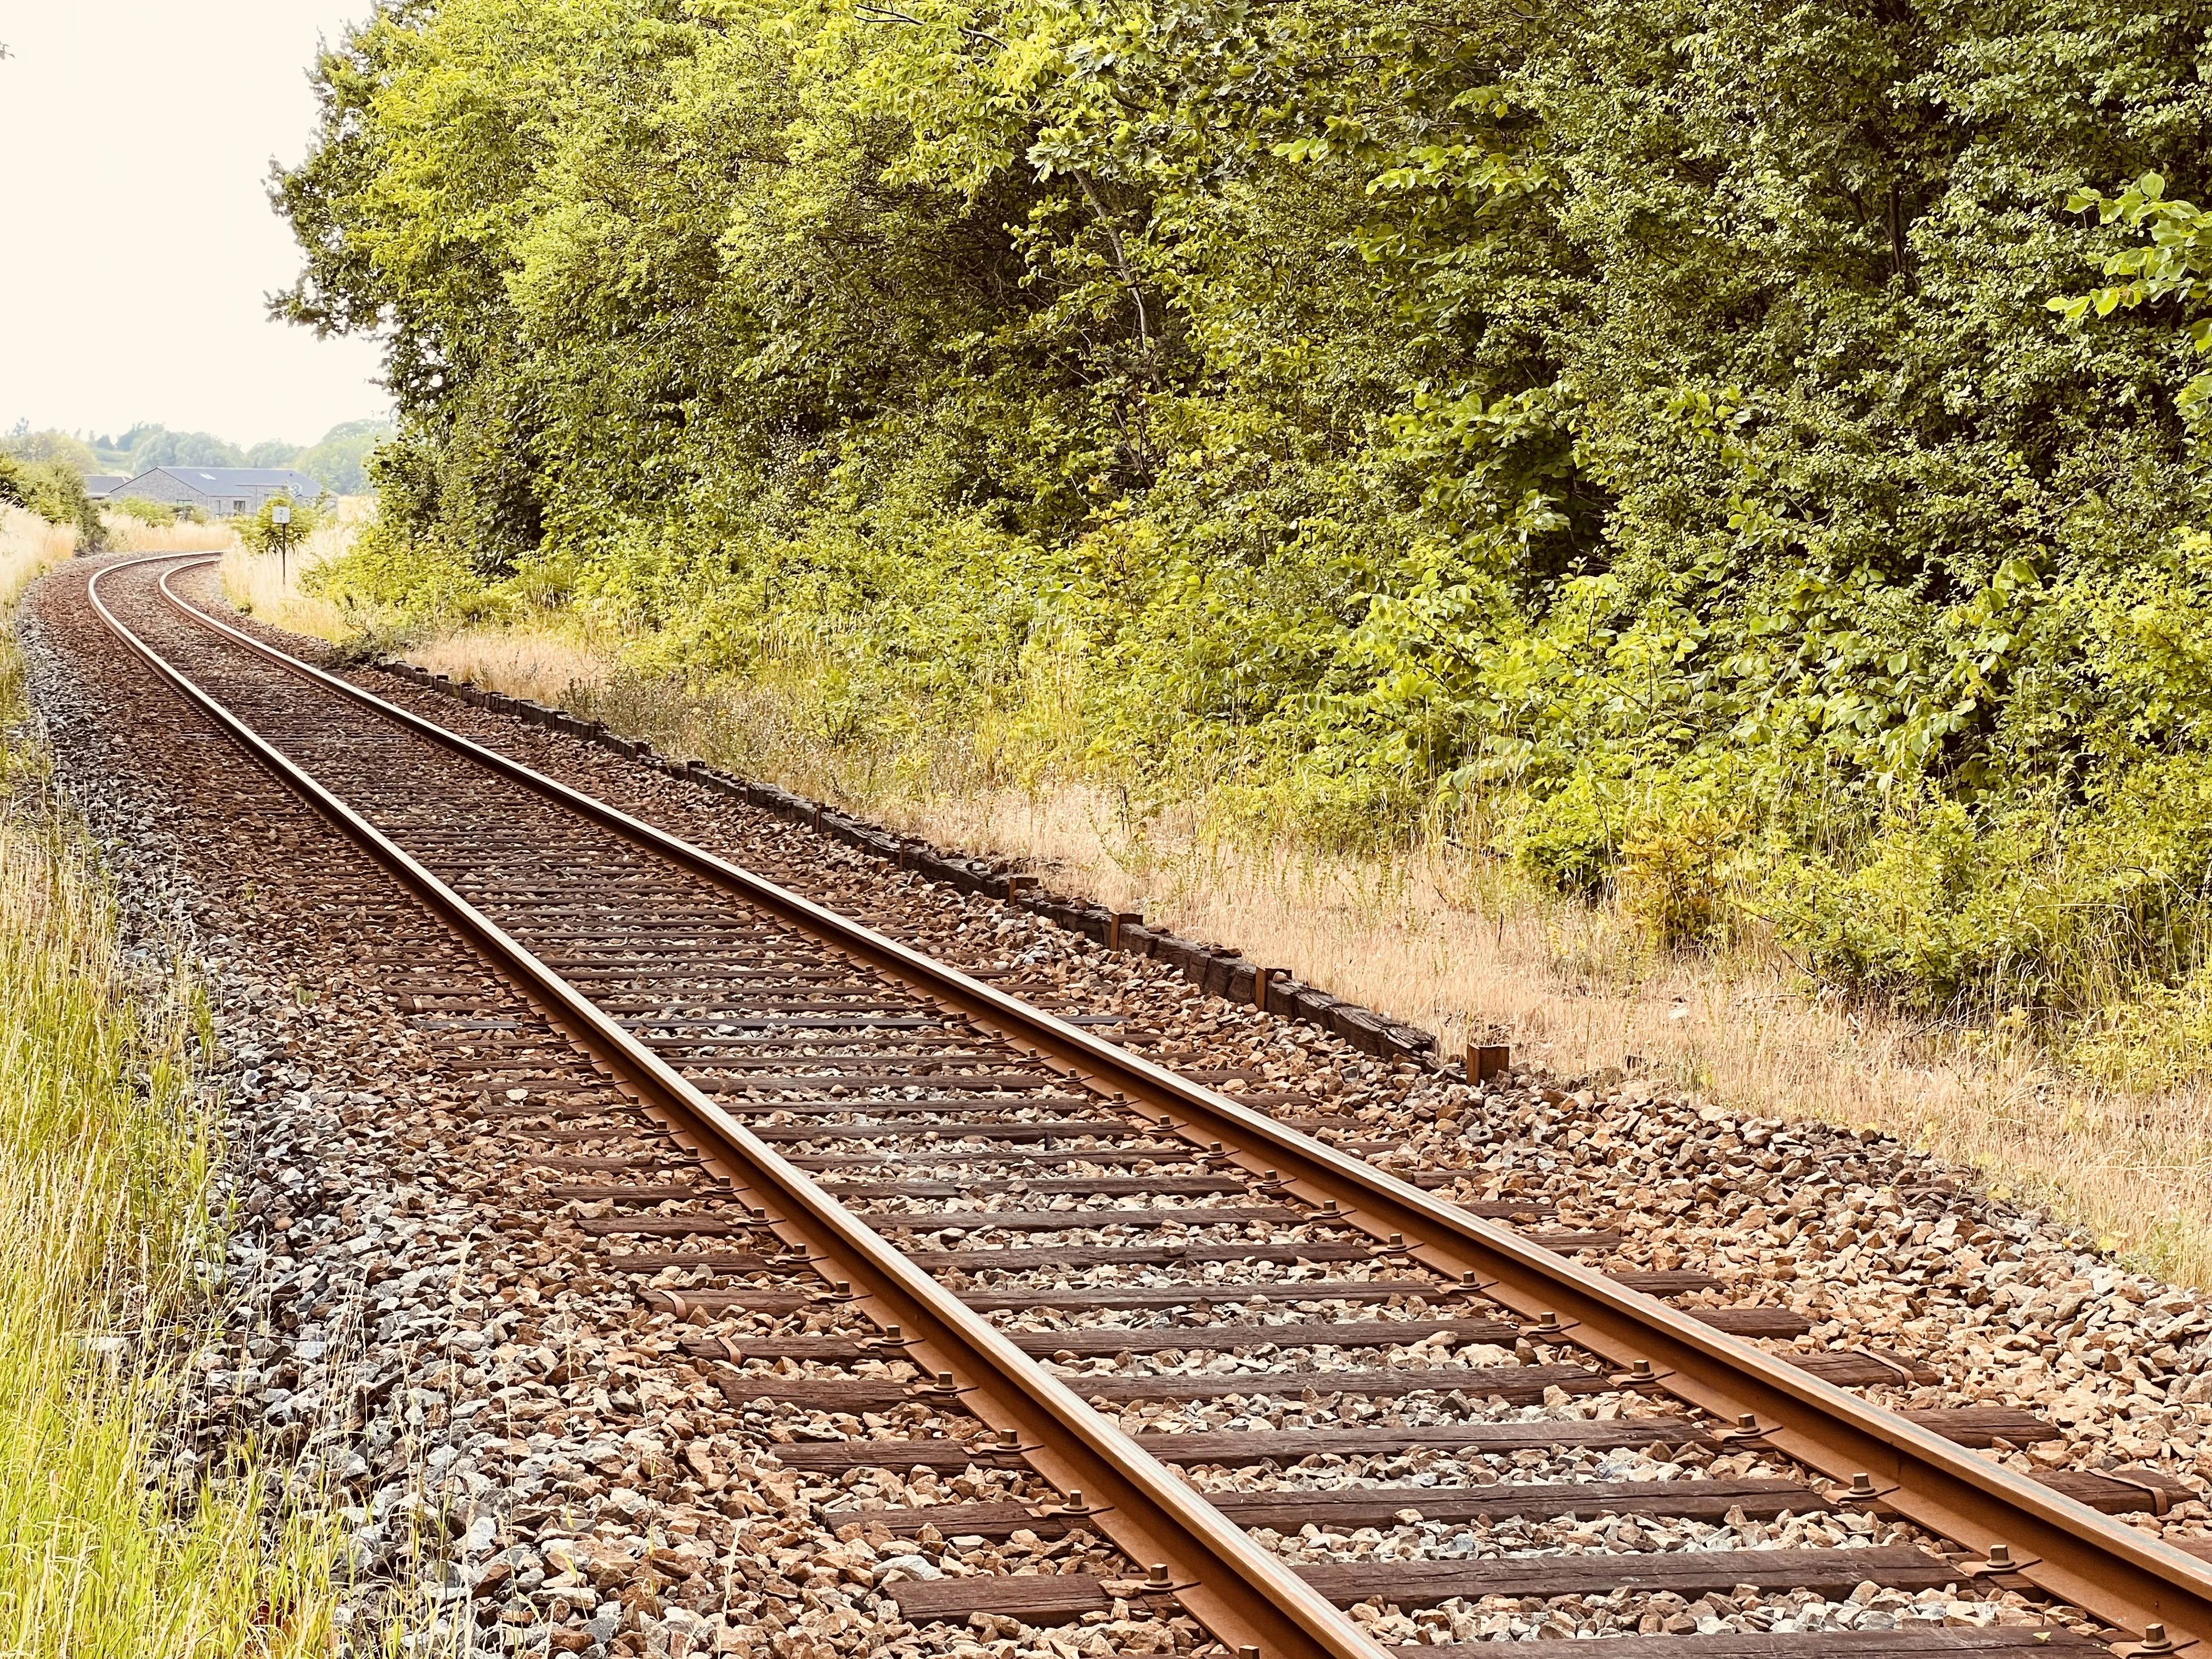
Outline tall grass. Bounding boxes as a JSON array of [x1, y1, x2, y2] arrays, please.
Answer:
[[0, 506, 337, 1654], [0, 501, 242, 563], [100, 516, 239, 555], [1, 508, 76, 596]]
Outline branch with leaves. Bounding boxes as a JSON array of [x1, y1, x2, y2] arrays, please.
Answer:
[[2052, 172, 2212, 419], [853, 4, 1007, 51]]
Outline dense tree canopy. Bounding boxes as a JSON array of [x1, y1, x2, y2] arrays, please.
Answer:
[[97, 425, 253, 472], [278, 0, 2212, 1014]]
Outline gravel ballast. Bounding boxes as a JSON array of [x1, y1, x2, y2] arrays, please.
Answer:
[[14, 555, 2206, 1656]]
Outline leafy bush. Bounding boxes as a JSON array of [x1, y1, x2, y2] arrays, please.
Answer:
[[106, 497, 176, 527], [0, 457, 99, 548]]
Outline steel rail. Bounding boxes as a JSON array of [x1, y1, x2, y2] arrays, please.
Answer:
[[130, 551, 2212, 1651], [88, 553, 1392, 1659]]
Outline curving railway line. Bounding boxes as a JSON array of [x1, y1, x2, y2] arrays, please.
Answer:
[[59, 549, 2212, 1657]]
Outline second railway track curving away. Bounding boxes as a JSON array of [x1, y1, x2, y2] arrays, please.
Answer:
[[77, 549, 2212, 1657]]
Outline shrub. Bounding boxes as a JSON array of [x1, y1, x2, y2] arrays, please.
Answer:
[[0, 460, 99, 549]]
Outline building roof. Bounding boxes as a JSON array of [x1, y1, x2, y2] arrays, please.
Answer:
[[83, 475, 129, 497], [118, 466, 324, 495]]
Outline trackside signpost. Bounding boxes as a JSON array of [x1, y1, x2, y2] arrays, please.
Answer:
[[272, 503, 293, 586]]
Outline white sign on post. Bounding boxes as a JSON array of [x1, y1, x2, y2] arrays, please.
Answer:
[[272, 502, 295, 585]]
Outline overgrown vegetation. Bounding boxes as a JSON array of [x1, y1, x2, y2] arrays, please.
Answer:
[[0, 515, 336, 1653], [278, 0, 2212, 1052], [0, 455, 99, 549], [108, 498, 181, 528]]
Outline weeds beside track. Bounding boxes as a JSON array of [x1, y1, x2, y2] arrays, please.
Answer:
[[0, 517, 335, 1655]]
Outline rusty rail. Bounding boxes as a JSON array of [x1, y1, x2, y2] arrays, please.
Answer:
[[90, 553, 1390, 1659]]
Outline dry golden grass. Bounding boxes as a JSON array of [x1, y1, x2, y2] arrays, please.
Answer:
[[98, 516, 237, 554], [8, 500, 261, 567], [408, 626, 615, 706], [217, 549, 349, 644], [211, 602, 2212, 1283], [0, 509, 76, 601]]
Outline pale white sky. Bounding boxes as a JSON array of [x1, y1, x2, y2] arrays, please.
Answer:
[[0, 2, 390, 452]]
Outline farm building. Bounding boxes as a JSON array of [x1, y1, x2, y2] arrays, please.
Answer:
[[111, 466, 322, 517]]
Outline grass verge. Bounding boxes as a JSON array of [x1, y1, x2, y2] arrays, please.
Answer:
[[0, 506, 337, 1654], [100, 516, 239, 555], [216, 502, 374, 646], [226, 557, 2212, 1288]]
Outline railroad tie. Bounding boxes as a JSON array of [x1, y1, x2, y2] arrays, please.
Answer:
[[860, 1204, 1307, 1230], [744, 1118, 1147, 1143], [1007, 1317, 1526, 1355], [832, 1175, 1256, 1198], [835, 1478, 1832, 1538], [711, 1362, 1617, 1412], [882, 1545, 1970, 1625], [766, 1419, 1710, 1472]]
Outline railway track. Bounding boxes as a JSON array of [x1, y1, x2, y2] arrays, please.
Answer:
[[55, 548, 2212, 1656]]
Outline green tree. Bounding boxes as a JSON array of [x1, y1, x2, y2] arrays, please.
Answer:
[[1, 429, 102, 473], [115, 426, 245, 472], [245, 439, 305, 467], [236, 493, 324, 555]]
